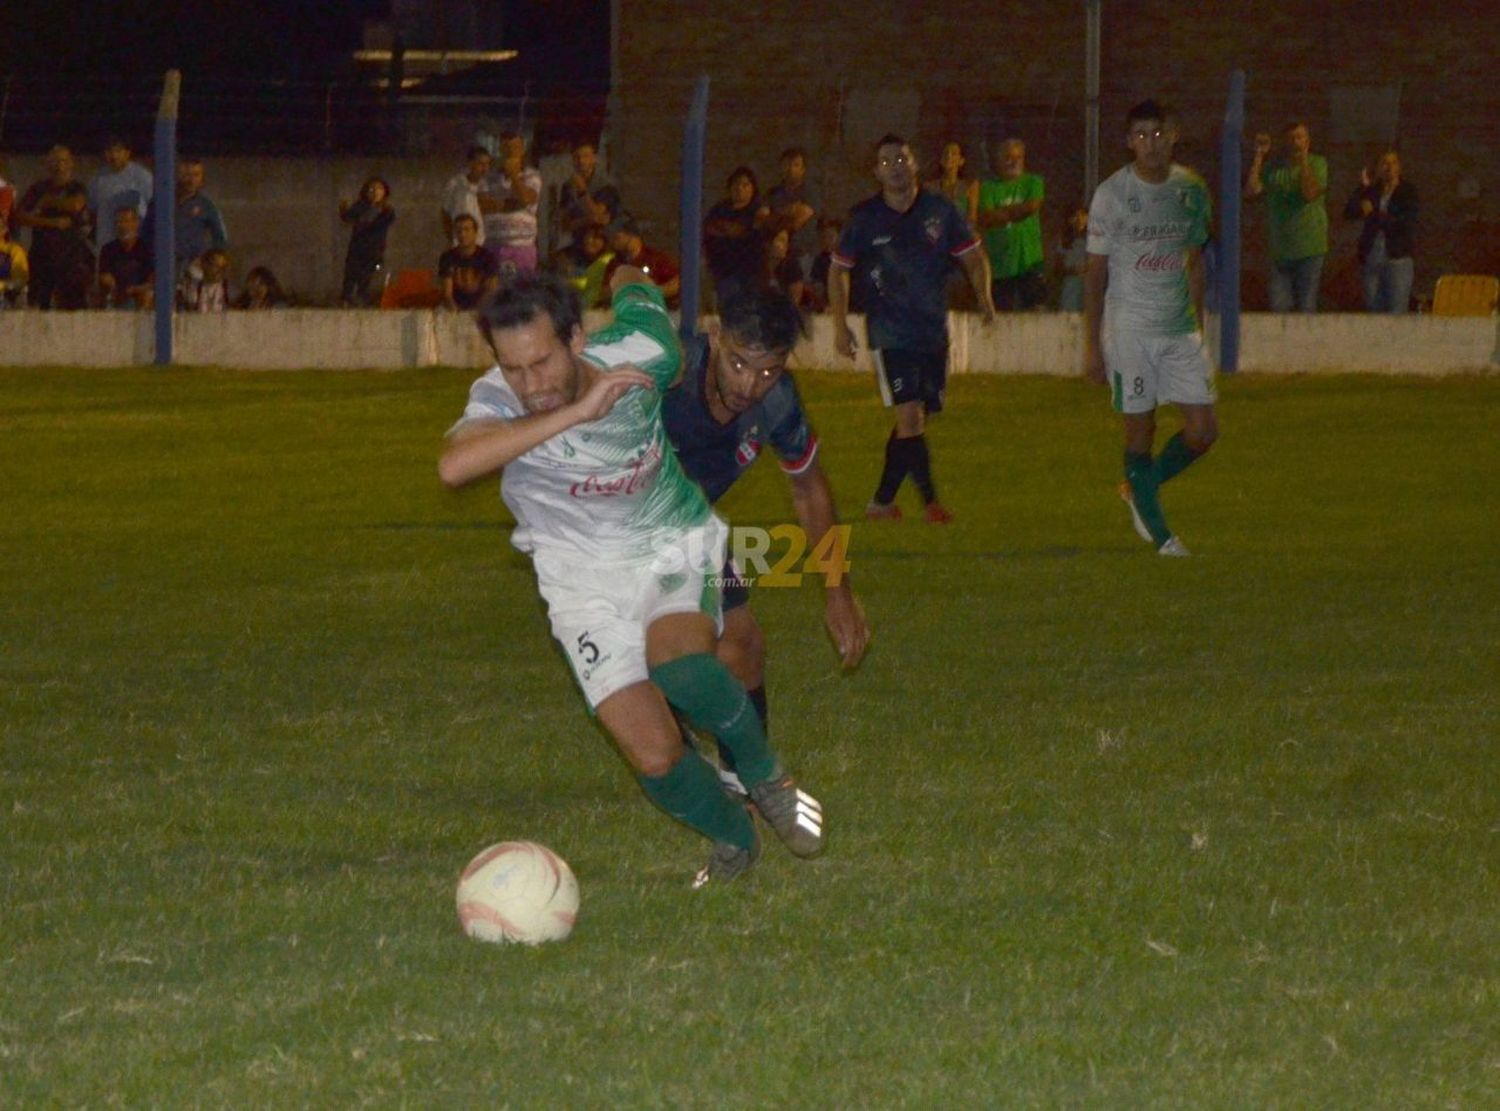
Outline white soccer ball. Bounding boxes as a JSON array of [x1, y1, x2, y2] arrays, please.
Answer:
[[456, 840, 580, 945]]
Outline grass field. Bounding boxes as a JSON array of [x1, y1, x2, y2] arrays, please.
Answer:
[[2, 364, 1497, 1107]]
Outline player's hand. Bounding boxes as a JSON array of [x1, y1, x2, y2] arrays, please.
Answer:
[[571, 366, 653, 422], [1360, 167, 1373, 188], [1359, 199, 1374, 217], [824, 587, 869, 669], [979, 304, 998, 327], [834, 321, 856, 359], [1083, 345, 1107, 385]]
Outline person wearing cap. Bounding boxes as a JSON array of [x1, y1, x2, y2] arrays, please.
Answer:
[[603, 213, 680, 308]]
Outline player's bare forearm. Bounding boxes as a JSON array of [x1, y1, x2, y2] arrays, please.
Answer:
[[439, 368, 653, 487], [1186, 248, 1206, 330], [960, 249, 995, 317], [1082, 254, 1109, 382], [790, 463, 867, 665]]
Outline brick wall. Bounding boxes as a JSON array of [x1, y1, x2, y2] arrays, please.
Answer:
[[614, 0, 1500, 307]]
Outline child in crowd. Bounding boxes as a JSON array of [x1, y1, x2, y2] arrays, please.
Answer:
[[1054, 205, 1088, 311], [235, 266, 289, 309], [181, 248, 231, 312]]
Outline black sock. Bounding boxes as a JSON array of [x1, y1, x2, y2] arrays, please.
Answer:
[[906, 434, 936, 503], [874, 429, 908, 504]]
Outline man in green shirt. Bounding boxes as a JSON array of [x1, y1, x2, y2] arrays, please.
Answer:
[[1246, 121, 1328, 312], [977, 138, 1046, 310]]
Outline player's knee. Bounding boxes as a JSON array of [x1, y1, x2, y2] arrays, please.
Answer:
[[718, 608, 766, 685]]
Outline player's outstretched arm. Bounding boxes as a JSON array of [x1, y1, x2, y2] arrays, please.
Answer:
[[439, 367, 654, 488], [789, 461, 869, 668]]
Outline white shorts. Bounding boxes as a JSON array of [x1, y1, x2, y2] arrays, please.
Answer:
[[1105, 331, 1216, 414], [531, 518, 728, 710]]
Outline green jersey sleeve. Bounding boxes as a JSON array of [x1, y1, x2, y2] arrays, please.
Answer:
[[584, 281, 682, 391]]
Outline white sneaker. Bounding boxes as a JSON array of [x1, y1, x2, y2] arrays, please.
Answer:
[[1157, 536, 1191, 557], [1117, 482, 1154, 544]]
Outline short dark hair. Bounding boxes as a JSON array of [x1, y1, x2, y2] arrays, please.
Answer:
[[1127, 100, 1169, 127], [103, 134, 129, 151], [452, 213, 478, 229], [874, 133, 908, 155], [726, 165, 758, 193], [465, 145, 490, 162], [477, 273, 583, 348], [780, 146, 808, 163], [718, 287, 806, 354]]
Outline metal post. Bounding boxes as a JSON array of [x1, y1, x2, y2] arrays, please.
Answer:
[[678, 76, 710, 339], [152, 70, 180, 367], [1085, 0, 1101, 200], [1219, 69, 1246, 374]]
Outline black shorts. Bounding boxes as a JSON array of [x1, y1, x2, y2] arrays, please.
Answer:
[[872, 347, 948, 414], [720, 554, 752, 612]]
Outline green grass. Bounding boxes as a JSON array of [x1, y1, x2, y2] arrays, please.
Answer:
[[2, 365, 1497, 1107]]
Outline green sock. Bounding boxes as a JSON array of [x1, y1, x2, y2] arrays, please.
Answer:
[[1124, 450, 1172, 546], [1153, 431, 1202, 486], [650, 653, 778, 787], [638, 749, 755, 850]]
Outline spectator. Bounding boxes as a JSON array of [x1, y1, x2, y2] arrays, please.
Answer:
[[0, 217, 28, 308], [0, 156, 15, 232], [438, 213, 500, 312], [1343, 150, 1418, 314], [762, 147, 819, 270], [480, 131, 542, 279], [97, 206, 154, 309], [88, 136, 153, 250], [804, 217, 842, 312], [558, 140, 621, 245], [339, 176, 396, 306], [551, 223, 614, 309], [929, 140, 979, 232], [763, 226, 805, 305], [181, 248, 230, 312], [173, 158, 229, 278], [977, 138, 1047, 310], [1246, 122, 1329, 312], [704, 166, 766, 307], [234, 266, 289, 309], [1053, 205, 1089, 311], [15, 145, 94, 310], [442, 146, 491, 248], [604, 213, 680, 307]]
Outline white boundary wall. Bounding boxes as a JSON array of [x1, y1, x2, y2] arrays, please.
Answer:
[[0, 311, 1494, 375]]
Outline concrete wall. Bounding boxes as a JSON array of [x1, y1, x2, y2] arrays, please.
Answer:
[[613, 0, 1500, 308], [3, 310, 1494, 376]]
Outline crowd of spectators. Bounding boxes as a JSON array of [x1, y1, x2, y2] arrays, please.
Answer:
[[0, 125, 1420, 316]]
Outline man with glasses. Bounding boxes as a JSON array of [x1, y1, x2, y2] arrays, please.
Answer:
[[829, 134, 996, 524], [664, 287, 870, 794], [1082, 100, 1217, 557]]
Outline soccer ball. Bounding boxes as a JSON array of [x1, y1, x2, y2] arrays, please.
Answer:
[[455, 841, 579, 945]]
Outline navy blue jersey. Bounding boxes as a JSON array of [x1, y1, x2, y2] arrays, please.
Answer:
[[832, 190, 979, 352], [663, 335, 819, 504]]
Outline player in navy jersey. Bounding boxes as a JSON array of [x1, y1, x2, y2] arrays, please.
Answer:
[[830, 134, 996, 523], [664, 287, 870, 790]]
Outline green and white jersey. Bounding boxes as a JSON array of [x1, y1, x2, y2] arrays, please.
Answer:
[[1087, 163, 1210, 336], [453, 283, 712, 562]]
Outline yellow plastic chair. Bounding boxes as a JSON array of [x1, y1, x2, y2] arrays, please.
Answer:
[[1431, 274, 1499, 317]]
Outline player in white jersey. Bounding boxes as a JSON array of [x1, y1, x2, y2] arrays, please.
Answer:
[[1083, 99, 1219, 556], [439, 270, 824, 886]]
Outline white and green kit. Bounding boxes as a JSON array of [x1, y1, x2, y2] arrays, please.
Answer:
[[451, 283, 727, 707], [1088, 163, 1214, 413]]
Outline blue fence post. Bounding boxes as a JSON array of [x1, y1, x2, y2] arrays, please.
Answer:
[[678, 76, 710, 340], [152, 70, 181, 367]]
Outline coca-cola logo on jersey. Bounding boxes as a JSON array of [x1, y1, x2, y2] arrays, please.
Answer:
[[569, 441, 664, 497], [1134, 252, 1185, 272]]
